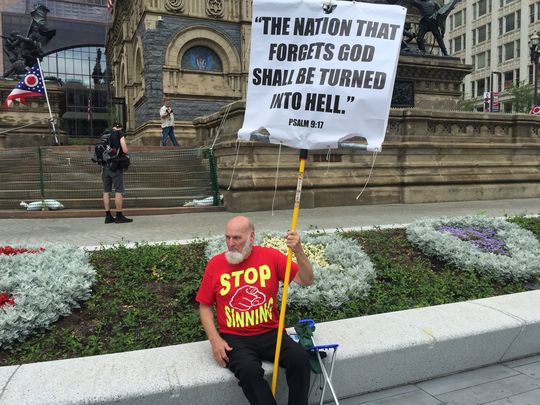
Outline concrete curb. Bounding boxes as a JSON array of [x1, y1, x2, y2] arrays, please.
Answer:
[[0, 206, 226, 219], [1, 290, 539, 404]]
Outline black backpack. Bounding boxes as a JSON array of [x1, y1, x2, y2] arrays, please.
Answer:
[[91, 131, 119, 167]]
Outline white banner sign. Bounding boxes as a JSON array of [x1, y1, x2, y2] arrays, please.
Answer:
[[238, 0, 406, 151]]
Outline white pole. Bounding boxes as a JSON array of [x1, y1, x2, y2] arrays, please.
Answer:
[[36, 58, 59, 145]]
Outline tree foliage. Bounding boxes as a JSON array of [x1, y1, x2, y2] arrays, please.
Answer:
[[457, 96, 478, 112], [506, 82, 534, 113]]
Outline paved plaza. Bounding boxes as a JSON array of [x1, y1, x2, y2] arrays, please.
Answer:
[[2, 198, 540, 248]]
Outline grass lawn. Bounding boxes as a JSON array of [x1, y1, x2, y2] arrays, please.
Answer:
[[1, 216, 539, 366]]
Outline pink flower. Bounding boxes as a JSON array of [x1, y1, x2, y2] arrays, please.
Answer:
[[0, 246, 46, 255], [0, 292, 15, 308]]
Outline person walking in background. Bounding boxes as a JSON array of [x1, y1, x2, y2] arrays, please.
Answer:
[[160, 97, 179, 146], [102, 123, 133, 224]]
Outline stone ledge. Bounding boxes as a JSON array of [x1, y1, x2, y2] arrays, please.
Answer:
[[1, 291, 539, 404], [0, 206, 226, 219]]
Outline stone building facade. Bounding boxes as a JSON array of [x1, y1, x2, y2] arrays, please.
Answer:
[[106, 0, 251, 146]]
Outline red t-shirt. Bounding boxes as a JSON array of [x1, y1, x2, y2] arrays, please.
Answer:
[[196, 246, 299, 336]]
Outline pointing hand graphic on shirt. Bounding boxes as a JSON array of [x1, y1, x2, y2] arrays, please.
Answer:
[[229, 285, 266, 311]]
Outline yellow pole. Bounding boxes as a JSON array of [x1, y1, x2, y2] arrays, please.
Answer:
[[271, 148, 308, 396]]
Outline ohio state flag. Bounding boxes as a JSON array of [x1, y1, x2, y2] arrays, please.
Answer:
[[529, 103, 540, 115], [4, 64, 46, 109]]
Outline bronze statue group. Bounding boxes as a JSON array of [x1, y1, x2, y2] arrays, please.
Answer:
[[2, 3, 56, 78]]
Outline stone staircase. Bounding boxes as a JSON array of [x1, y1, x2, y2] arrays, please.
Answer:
[[0, 146, 219, 210]]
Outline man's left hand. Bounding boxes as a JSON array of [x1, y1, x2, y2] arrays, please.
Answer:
[[285, 231, 301, 253], [286, 231, 314, 286]]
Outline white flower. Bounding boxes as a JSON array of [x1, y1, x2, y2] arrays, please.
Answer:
[[261, 235, 329, 267], [0, 242, 95, 348], [406, 215, 540, 281]]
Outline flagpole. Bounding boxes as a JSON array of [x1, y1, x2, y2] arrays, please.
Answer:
[[36, 59, 59, 145], [105, 5, 114, 127], [88, 56, 94, 137], [271, 148, 308, 396]]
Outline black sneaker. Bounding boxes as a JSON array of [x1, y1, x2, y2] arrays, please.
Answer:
[[105, 216, 115, 224], [115, 214, 133, 223]]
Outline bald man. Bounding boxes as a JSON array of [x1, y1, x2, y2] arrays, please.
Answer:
[[196, 216, 314, 405]]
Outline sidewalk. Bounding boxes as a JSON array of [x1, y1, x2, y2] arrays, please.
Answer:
[[1, 198, 539, 247], [343, 355, 540, 404]]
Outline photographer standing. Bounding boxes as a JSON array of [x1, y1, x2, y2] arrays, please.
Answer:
[[102, 123, 133, 224], [160, 97, 179, 147]]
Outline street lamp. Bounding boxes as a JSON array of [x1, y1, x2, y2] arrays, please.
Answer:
[[529, 31, 540, 106], [490, 71, 502, 112]]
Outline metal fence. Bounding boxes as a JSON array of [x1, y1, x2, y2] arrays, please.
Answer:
[[0, 147, 219, 210]]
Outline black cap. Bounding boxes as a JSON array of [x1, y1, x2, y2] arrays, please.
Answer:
[[113, 122, 123, 129]]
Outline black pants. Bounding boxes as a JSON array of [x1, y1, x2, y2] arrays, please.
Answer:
[[222, 330, 310, 405]]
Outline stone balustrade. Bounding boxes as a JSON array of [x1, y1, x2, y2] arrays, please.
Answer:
[[194, 101, 540, 212]]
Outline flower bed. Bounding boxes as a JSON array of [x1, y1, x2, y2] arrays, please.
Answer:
[[0, 243, 96, 348], [205, 231, 375, 308], [406, 216, 540, 281]]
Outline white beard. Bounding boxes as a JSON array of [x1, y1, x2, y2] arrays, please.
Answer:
[[225, 240, 252, 264]]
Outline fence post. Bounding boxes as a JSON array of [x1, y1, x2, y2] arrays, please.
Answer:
[[207, 148, 220, 205], [37, 146, 45, 199]]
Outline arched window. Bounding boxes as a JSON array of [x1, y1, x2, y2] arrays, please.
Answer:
[[181, 46, 222, 72]]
